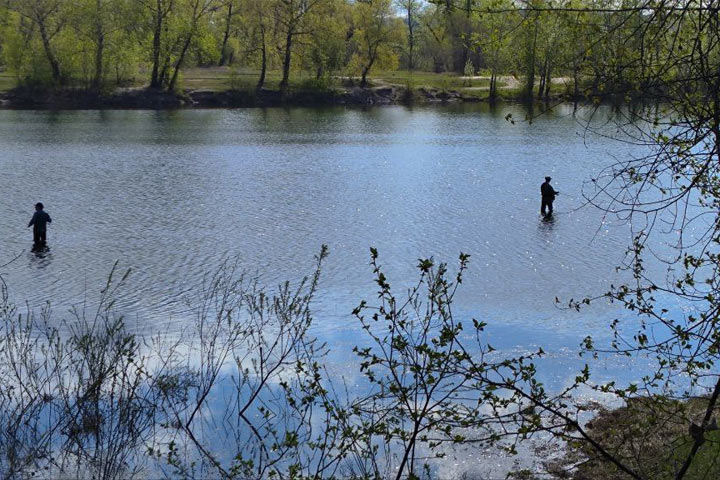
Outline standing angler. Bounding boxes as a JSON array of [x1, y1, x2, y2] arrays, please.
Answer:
[[28, 202, 52, 247], [540, 176, 559, 217]]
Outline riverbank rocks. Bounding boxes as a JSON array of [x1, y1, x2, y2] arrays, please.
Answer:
[[0, 86, 187, 109], [417, 87, 463, 102], [337, 86, 399, 105], [188, 89, 263, 107], [0, 84, 484, 109], [105, 89, 186, 108]]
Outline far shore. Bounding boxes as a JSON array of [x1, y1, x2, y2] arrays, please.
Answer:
[[0, 84, 640, 110], [0, 69, 632, 110], [0, 84, 473, 109]]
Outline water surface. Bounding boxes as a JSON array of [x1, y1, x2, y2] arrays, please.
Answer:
[[0, 104, 666, 377]]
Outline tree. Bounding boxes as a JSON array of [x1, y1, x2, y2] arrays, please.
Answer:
[[417, 2, 452, 72], [136, 0, 219, 91], [397, 0, 421, 70], [217, 0, 239, 66], [274, 0, 330, 96], [167, 0, 219, 91], [304, 3, 349, 83], [519, 0, 540, 100], [242, 0, 272, 89], [70, 0, 139, 90], [477, 0, 517, 99], [577, 4, 720, 476], [8, 0, 69, 84], [535, 8, 562, 99], [137, 0, 173, 89], [499, 1, 720, 476], [348, 0, 402, 88], [349, 251, 551, 479]]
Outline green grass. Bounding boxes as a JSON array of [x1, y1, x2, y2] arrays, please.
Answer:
[[179, 67, 499, 94], [180, 67, 334, 92], [0, 65, 548, 101], [0, 73, 17, 92], [177, 67, 542, 103], [374, 70, 491, 90]]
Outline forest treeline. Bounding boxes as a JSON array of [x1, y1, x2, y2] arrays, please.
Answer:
[[0, 0, 699, 99]]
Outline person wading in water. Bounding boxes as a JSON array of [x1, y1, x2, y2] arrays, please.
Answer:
[[540, 176, 559, 217], [28, 202, 52, 247]]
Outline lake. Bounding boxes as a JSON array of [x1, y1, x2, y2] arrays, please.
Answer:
[[2, 103, 691, 476], [0, 104, 669, 363]]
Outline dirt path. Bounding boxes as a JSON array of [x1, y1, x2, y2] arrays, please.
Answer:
[[459, 75, 572, 91]]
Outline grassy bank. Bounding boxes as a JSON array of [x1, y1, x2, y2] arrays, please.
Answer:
[[545, 396, 720, 479], [181, 67, 535, 102], [0, 72, 15, 92], [0, 67, 577, 106]]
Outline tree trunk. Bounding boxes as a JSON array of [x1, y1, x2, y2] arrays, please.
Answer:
[[92, 2, 104, 91], [93, 33, 104, 90], [256, 24, 267, 90], [406, 2, 414, 70], [408, 42, 414, 71], [361, 68, 369, 87], [279, 30, 293, 95], [524, 14, 538, 100], [169, 29, 195, 91], [544, 65, 552, 98], [538, 57, 548, 99], [150, 0, 163, 89], [37, 20, 61, 84], [591, 70, 601, 96], [489, 72, 496, 100], [159, 61, 170, 89], [218, 3, 233, 66], [573, 64, 579, 99], [460, 45, 469, 75], [361, 47, 377, 88], [457, 0, 472, 73]]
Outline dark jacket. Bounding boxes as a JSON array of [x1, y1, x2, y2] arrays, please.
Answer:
[[541, 182, 557, 199], [28, 211, 52, 231]]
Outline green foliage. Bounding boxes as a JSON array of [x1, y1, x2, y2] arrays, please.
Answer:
[[347, 0, 403, 86], [0, 0, 708, 98]]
